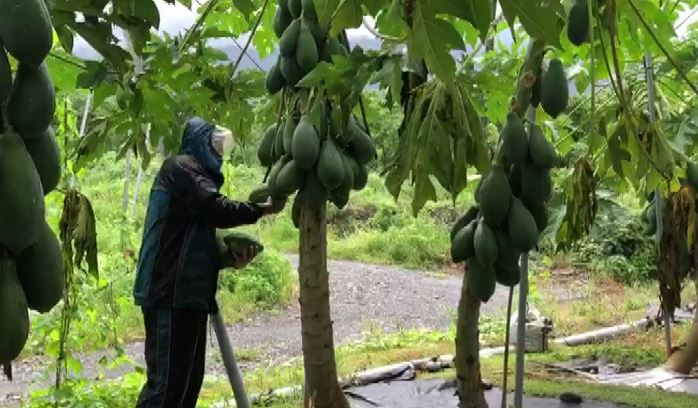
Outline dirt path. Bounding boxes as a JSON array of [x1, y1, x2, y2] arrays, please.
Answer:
[[0, 256, 510, 405]]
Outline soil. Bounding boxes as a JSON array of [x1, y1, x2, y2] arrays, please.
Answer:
[[0, 255, 570, 406]]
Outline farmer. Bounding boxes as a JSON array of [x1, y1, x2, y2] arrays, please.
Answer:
[[132, 117, 282, 407]]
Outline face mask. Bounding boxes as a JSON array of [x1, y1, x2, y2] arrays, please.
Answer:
[[211, 126, 235, 157]]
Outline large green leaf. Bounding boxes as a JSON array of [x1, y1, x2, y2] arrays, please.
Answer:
[[498, 0, 563, 48], [233, 0, 256, 20], [331, 0, 363, 35], [315, 0, 340, 25], [409, 2, 465, 82], [431, 0, 492, 41]]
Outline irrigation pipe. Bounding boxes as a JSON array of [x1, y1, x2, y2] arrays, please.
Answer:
[[644, 53, 672, 356]]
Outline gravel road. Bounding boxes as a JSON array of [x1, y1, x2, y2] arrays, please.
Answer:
[[0, 256, 510, 405]]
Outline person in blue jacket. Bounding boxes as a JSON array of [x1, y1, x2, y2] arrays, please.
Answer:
[[133, 117, 282, 407]]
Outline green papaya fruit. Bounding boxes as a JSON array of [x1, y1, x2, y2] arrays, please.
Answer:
[[687, 162, 698, 188], [352, 160, 368, 191], [524, 199, 549, 233], [296, 20, 319, 73], [567, 0, 589, 46], [274, 119, 286, 159], [24, 126, 61, 195], [292, 115, 320, 169], [502, 112, 528, 166], [0, 0, 53, 68], [507, 198, 539, 252], [348, 124, 376, 165], [494, 230, 521, 287], [302, 0, 317, 20], [509, 164, 522, 197], [450, 206, 480, 242], [495, 264, 520, 287], [273, 5, 293, 38], [288, 0, 302, 18], [330, 155, 353, 209], [306, 18, 328, 44], [274, 159, 305, 196], [474, 219, 498, 267], [0, 43, 11, 103], [529, 125, 557, 169], [467, 257, 496, 303], [17, 221, 64, 313], [280, 56, 303, 87], [521, 165, 552, 204], [0, 257, 29, 363], [451, 221, 476, 263], [8, 63, 56, 135], [0, 132, 45, 255], [541, 59, 569, 119], [267, 157, 288, 193], [320, 37, 348, 61], [221, 232, 264, 257], [258, 124, 277, 166], [266, 59, 285, 95], [283, 115, 297, 155], [479, 164, 512, 227], [317, 139, 344, 189], [248, 185, 272, 203], [279, 19, 301, 57]]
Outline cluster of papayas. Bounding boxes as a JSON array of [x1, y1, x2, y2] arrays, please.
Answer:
[[266, 0, 347, 93], [451, 112, 559, 302], [0, 0, 64, 365], [255, 1, 374, 228]]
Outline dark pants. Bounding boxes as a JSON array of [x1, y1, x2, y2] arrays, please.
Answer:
[[135, 307, 208, 408]]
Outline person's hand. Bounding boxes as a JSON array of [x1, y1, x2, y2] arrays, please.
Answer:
[[232, 245, 259, 269], [259, 196, 286, 215]]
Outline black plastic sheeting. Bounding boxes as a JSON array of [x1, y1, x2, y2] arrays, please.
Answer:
[[345, 379, 633, 408]]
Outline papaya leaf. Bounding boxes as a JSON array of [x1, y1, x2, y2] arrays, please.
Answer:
[[315, 0, 340, 26], [233, 0, 256, 20], [412, 172, 438, 216], [498, 0, 563, 48], [135, 0, 160, 28], [331, 0, 363, 35], [375, 0, 408, 38], [431, 0, 491, 41], [452, 136, 468, 199], [409, 3, 465, 82]]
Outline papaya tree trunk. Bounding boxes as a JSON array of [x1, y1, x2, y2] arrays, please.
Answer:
[[298, 201, 349, 408], [455, 269, 488, 408], [664, 287, 698, 374]]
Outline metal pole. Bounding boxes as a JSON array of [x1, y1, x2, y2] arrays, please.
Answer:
[[514, 106, 537, 408], [211, 311, 250, 408], [644, 53, 672, 355]]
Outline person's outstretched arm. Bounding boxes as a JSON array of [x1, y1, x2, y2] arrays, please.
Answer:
[[166, 158, 274, 228]]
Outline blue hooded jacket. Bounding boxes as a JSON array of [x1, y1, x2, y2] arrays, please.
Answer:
[[133, 117, 263, 312]]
